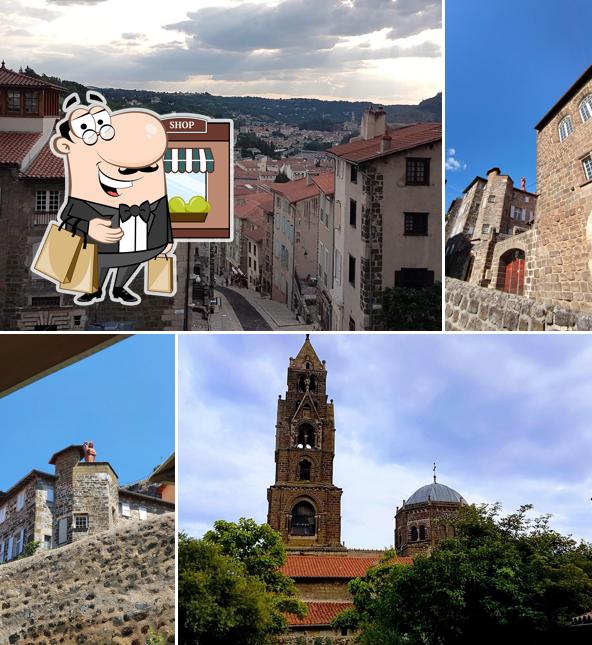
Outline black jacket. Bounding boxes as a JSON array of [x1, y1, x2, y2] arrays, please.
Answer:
[[59, 196, 173, 255]]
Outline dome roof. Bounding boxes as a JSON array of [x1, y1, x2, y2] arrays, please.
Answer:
[[404, 481, 466, 507]]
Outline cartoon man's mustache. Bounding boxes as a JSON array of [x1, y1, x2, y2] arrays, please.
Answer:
[[118, 164, 159, 175]]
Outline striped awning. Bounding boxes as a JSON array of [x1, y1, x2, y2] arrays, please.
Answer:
[[165, 147, 214, 173]]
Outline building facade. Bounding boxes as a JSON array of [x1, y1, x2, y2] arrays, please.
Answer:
[[329, 111, 442, 330], [395, 477, 465, 557], [0, 444, 174, 562], [267, 335, 343, 550]]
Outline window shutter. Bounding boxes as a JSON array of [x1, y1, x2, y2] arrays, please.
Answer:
[[7, 536, 13, 561], [0, 540, 4, 563]]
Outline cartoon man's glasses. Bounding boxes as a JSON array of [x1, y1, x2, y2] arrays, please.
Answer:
[[70, 109, 115, 146]]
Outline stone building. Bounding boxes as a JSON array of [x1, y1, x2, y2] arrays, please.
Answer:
[[328, 110, 442, 330], [445, 169, 537, 294], [528, 65, 592, 309], [312, 173, 336, 330], [267, 337, 409, 641], [0, 444, 173, 562], [0, 63, 193, 331], [395, 474, 466, 557]]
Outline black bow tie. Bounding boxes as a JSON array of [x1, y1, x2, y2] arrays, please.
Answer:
[[119, 201, 151, 223]]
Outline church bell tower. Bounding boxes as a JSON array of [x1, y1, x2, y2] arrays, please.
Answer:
[[267, 335, 343, 549]]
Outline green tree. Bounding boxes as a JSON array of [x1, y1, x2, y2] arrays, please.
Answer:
[[381, 282, 442, 331], [334, 504, 592, 645], [179, 519, 305, 644], [274, 171, 290, 183]]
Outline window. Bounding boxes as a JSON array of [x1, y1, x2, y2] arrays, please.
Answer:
[[581, 95, 592, 122], [348, 255, 356, 286], [14, 528, 24, 556], [121, 502, 131, 518], [24, 91, 38, 114], [406, 158, 430, 185], [139, 507, 147, 521], [482, 224, 490, 234], [31, 296, 60, 307], [16, 491, 25, 511], [487, 195, 496, 203], [0, 540, 3, 564], [559, 115, 574, 142], [35, 190, 60, 212], [58, 517, 68, 544], [404, 212, 428, 236], [46, 487, 54, 503], [395, 268, 435, 288], [298, 459, 311, 481], [290, 501, 315, 536], [583, 155, 592, 182], [74, 514, 89, 531], [7, 91, 20, 113], [43, 535, 52, 550], [349, 199, 357, 228], [349, 317, 356, 331], [511, 206, 524, 220], [0, 506, 5, 523], [334, 249, 342, 286], [296, 423, 315, 449], [419, 525, 426, 540], [350, 164, 358, 184], [410, 526, 418, 541]]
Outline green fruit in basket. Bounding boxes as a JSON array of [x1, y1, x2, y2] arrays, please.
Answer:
[[168, 196, 186, 213], [188, 195, 211, 213]]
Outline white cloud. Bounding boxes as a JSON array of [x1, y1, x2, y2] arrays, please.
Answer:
[[445, 147, 467, 172]]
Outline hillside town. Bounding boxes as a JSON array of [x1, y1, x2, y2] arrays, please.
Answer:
[[0, 64, 441, 331]]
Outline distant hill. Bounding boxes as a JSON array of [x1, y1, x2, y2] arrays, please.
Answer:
[[21, 66, 441, 127]]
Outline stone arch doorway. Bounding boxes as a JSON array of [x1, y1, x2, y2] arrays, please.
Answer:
[[496, 249, 525, 295]]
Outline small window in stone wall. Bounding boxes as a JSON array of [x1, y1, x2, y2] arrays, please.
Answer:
[[580, 95, 592, 123], [44, 535, 52, 549], [559, 115, 574, 142], [74, 514, 89, 531], [46, 487, 54, 503], [121, 502, 131, 517], [583, 155, 592, 182], [16, 490, 25, 511], [139, 507, 147, 521], [487, 195, 496, 203], [0, 506, 5, 523], [410, 525, 418, 541], [419, 525, 426, 540]]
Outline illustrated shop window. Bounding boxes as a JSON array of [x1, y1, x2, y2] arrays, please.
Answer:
[[74, 514, 89, 531], [580, 95, 592, 123], [410, 526, 418, 541], [404, 212, 428, 236], [559, 115, 574, 142], [406, 158, 430, 185], [290, 501, 316, 536], [298, 459, 312, 481], [164, 147, 214, 222], [583, 155, 592, 182]]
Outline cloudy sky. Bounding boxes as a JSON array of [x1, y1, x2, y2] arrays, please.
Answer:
[[179, 333, 592, 549], [1, 335, 175, 489], [0, 0, 441, 103]]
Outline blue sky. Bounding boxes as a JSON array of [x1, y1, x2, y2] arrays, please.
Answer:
[[179, 333, 592, 548], [445, 0, 592, 207], [0, 335, 175, 490]]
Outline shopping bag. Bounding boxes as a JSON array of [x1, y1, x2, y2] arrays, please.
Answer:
[[33, 220, 83, 283], [147, 256, 174, 294], [59, 240, 99, 294]]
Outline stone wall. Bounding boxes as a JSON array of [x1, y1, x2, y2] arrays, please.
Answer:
[[0, 512, 175, 645], [0, 477, 41, 562], [530, 73, 592, 310], [446, 277, 592, 331]]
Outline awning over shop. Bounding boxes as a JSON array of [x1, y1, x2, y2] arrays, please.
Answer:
[[165, 147, 214, 173]]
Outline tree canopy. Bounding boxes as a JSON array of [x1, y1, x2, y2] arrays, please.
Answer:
[[179, 519, 306, 644], [381, 283, 442, 331], [334, 504, 592, 645]]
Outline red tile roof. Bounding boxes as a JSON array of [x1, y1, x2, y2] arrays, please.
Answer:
[[311, 172, 335, 196], [0, 131, 41, 166], [271, 177, 319, 204], [0, 64, 64, 90], [22, 142, 64, 179], [287, 602, 353, 626], [282, 555, 379, 578], [328, 122, 441, 163]]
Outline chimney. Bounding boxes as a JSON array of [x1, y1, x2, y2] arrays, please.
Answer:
[[380, 134, 392, 152], [360, 106, 387, 140], [521, 177, 526, 191]]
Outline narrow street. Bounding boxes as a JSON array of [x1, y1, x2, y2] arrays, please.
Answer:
[[215, 286, 272, 331]]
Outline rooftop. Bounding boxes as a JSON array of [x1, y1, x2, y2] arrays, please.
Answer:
[[22, 142, 64, 179], [286, 601, 353, 627], [271, 177, 319, 204], [404, 481, 466, 507], [48, 445, 85, 465], [280, 554, 411, 578], [0, 132, 41, 167], [328, 122, 441, 164], [0, 63, 64, 90], [311, 172, 335, 196], [535, 65, 592, 131], [0, 469, 55, 503]]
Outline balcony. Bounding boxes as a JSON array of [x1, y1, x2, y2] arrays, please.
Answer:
[[33, 211, 58, 226]]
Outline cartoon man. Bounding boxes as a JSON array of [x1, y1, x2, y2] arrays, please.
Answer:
[[48, 91, 175, 305]]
